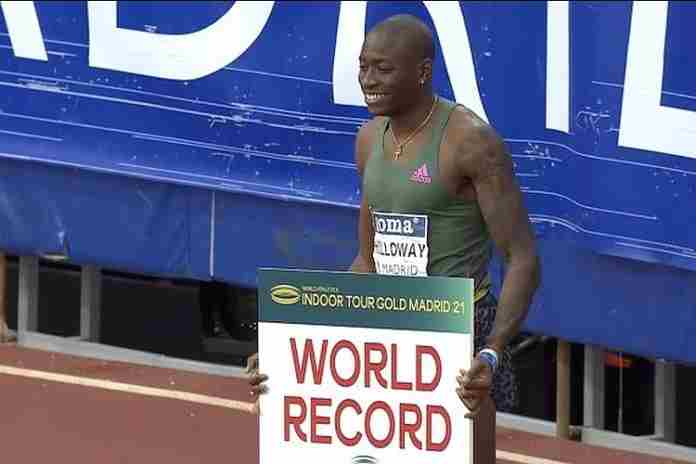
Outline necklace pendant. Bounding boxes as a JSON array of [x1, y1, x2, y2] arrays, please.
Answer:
[[394, 147, 402, 160]]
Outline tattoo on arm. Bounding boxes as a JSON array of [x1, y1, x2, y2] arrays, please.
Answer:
[[463, 125, 541, 353]]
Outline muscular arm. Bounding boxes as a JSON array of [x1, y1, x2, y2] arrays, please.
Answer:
[[349, 119, 380, 273], [351, 194, 376, 272], [456, 117, 541, 354]]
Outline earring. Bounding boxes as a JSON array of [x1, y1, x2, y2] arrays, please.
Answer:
[[420, 79, 425, 85]]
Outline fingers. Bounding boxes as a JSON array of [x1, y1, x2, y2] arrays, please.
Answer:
[[249, 371, 269, 401], [249, 373, 268, 386], [457, 367, 492, 389], [456, 386, 482, 418], [246, 353, 259, 373], [464, 404, 482, 419], [459, 360, 492, 380], [456, 386, 474, 406], [456, 384, 486, 405], [251, 384, 268, 397], [247, 353, 269, 400], [457, 374, 491, 391], [457, 360, 492, 419]]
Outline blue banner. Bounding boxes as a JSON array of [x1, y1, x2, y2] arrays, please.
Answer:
[[1, 1, 695, 269], [1, 2, 696, 361]]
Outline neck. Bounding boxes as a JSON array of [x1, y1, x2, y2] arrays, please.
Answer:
[[389, 92, 436, 139]]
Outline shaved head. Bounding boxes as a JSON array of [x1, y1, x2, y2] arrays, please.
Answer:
[[367, 14, 435, 62], [358, 14, 436, 116]]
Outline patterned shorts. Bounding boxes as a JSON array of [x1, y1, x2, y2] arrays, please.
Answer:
[[474, 292, 517, 413]]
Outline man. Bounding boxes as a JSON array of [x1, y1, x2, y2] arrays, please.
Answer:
[[249, 14, 540, 463]]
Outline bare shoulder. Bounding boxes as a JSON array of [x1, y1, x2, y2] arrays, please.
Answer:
[[355, 116, 385, 176], [444, 105, 510, 181]]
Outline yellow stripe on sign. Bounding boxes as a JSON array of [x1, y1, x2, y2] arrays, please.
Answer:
[[0, 364, 256, 414]]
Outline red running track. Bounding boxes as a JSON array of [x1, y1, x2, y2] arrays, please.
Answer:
[[0, 345, 688, 464]]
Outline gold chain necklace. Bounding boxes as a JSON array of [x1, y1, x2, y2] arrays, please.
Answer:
[[390, 96, 438, 160]]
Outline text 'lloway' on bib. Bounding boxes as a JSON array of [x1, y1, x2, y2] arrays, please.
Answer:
[[372, 212, 429, 277]]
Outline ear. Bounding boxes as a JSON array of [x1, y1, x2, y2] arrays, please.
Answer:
[[419, 58, 433, 85]]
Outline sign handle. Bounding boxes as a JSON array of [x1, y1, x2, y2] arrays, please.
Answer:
[[0, 252, 12, 342], [556, 339, 571, 439]]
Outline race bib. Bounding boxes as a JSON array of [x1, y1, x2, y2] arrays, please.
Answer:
[[372, 212, 429, 277]]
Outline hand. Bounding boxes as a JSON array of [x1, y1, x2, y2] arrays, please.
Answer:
[[246, 352, 268, 414], [456, 356, 493, 419], [0, 321, 15, 343]]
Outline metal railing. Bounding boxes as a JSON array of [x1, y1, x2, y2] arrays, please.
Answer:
[[1, 252, 694, 462]]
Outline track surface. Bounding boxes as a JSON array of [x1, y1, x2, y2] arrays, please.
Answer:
[[0, 345, 688, 464]]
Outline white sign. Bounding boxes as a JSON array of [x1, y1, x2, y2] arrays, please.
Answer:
[[258, 322, 473, 464]]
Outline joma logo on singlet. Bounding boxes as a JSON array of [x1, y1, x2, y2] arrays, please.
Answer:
[[374, 217, 415, 234]]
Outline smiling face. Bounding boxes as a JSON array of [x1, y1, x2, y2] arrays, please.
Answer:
[[358, 28, 432, 117]]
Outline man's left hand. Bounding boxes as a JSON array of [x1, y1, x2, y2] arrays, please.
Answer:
[[456, 356, 493, 419]]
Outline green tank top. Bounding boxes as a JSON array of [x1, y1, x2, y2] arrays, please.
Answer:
[[363, 96, 492, 299]]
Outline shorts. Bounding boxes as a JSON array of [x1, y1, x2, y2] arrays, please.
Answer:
[[474, 291, 517, 413]]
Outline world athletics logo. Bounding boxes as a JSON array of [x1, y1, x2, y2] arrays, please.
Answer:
[[352, 456, 378, 464], [269, 284, 301, 305]]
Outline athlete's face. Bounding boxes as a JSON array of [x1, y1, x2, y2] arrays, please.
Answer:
[[358, 32, 430, 116]]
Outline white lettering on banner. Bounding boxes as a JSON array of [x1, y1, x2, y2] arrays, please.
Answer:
[[546, 1, 569, 133], [333, 1, 489, 122], [373, 213, 429, 277], [0, 1, 47, 61], [333, 1, 367, 108], [87, 1, 274, 80], [619, 2, 696, 159], [2, 2, 695, 160], [421, 1, 488, 122]]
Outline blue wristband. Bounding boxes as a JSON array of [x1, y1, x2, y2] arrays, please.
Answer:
[[478, 348, 498, 373]]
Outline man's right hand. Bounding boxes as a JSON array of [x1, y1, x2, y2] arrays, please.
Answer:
[[0, 321, 15, 343], [246, 352, 269, 403]]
